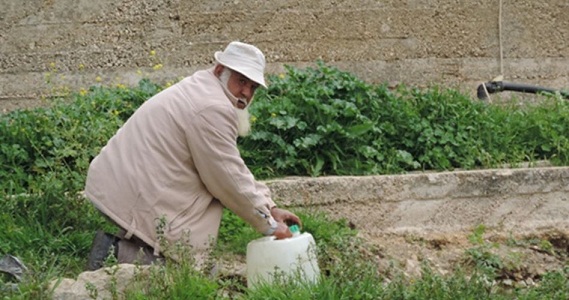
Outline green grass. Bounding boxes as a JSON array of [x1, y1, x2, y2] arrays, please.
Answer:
[[1, 63, 569, 299]]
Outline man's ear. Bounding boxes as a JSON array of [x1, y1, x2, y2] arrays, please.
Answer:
[[213, 64, 225, 78]]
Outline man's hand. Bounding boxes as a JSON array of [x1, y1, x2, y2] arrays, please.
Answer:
[[270, 207, 302, 240], [272, 222, 292, 240]]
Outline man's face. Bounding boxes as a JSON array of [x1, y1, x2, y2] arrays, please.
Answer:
[[217, 67, 254, 136], [221, 68, 260, 109]]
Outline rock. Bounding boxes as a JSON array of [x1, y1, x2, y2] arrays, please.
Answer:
[[49, 264, 149, 300], [404, 258, 421, 278], [515, 280, 527, 288]]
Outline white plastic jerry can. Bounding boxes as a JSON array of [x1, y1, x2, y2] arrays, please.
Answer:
[[246, 225, 320, 288]]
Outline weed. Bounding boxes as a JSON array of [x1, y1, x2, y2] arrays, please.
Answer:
[[464, 225, 504, 278], [468, 224, 487, 245], [85, 281, 97, 299], [539, 239, 555, 255]]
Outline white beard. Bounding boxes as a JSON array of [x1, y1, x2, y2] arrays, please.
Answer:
[[219, 68, 252, 137], [235, 106, 251, 137]]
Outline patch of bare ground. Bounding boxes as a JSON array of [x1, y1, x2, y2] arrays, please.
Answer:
[[364, 227, 568, 287]]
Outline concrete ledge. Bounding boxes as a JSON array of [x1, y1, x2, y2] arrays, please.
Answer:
[[265, 167, 569, 236]]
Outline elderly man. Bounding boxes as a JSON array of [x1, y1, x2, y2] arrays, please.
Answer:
[[85, 41, 301, 270]]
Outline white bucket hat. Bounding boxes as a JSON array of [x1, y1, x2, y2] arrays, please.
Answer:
[[214, 41, 267, 88]]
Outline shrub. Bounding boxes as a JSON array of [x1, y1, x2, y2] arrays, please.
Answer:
[[241, 62, 569, 179]]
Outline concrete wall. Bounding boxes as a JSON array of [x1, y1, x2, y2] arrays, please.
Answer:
[[1, 0, 569, 111], [266, 166, 569, 237]]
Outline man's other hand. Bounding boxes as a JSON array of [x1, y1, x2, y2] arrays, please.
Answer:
[[270, 208, 302, 240], [270, 207, 301, 227], [273, 222, 293, 239]]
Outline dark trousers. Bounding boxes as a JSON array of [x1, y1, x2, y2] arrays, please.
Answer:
[[96, 207, 164, 266]]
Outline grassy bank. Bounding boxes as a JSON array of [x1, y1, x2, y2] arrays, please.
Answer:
[[1, 63, 568, 299]]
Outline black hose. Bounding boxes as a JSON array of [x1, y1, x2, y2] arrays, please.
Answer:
[[477, 81, 569, 100]]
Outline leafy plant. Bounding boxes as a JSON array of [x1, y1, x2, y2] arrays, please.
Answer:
[[241, 62, 569, 179], [464, 224, 504, 279]]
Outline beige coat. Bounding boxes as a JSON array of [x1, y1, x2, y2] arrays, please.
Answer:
[[85, 68, 277, 257]]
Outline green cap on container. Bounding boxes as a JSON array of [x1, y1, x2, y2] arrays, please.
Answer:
[[289, 224, 300, 234]]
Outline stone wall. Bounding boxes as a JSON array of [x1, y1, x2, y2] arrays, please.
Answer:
[[266, 166, 569, 237], [1, 0, 568, 111]]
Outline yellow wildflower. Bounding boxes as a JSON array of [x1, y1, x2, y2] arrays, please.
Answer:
[[116, 83, 126, 89], [279, 73, 285, 79], [79, 88, 88, 96], [95, 76, 102, 82], [78, 63, 85, 71], [60, 86, 70, 95], [153, 63, 163, 71], [271, 113, 277, 118], [250, 116, 258, 123], [150, 50, 156, 56]]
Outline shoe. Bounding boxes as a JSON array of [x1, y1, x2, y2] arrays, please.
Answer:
[[86, 231, 119, 271]]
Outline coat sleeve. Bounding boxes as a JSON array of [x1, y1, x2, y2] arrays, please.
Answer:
[[186, 104, 277, 235]]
